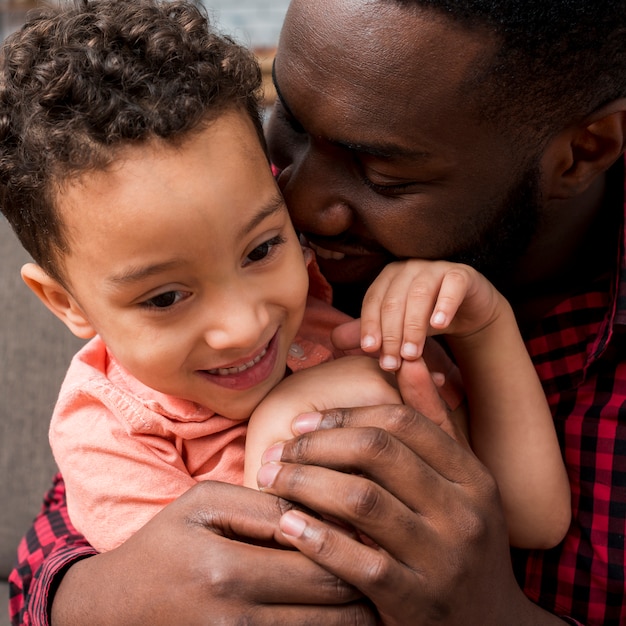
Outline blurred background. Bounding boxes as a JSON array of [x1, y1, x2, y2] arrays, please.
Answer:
[[0, 0, 290, 108]]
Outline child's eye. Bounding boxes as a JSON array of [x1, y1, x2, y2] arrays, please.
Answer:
[[244, 235, 286, 265], [142, 290, 188, 310]]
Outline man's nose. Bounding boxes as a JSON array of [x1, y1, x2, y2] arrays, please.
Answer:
[[276, 149, 354, 237]]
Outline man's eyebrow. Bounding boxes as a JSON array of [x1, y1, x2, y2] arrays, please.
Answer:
[[272, 60, 429, 162], [108, 194, 285, 287], [333, 139, 430, 161]]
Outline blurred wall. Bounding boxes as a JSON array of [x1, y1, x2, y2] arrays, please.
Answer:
[[0, 1, 291, 49], [204, 0, 289, 49]]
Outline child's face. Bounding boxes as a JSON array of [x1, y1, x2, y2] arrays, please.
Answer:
[[55, 110, 309, 420]]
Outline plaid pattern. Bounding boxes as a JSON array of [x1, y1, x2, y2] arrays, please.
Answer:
[[9, 174, 626, 625], [9, 474, 96, 626], [511, 173, 626, 624]]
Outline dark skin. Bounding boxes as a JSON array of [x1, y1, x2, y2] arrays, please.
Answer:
[[51, 1, 626, 624], [260, 0, 625, 623], [52, 481, 375, 625]]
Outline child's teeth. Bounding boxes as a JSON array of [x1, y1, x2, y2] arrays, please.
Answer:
[[209, 347, 267, 376]]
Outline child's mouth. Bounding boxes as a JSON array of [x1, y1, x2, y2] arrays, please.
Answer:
[[206, 347, 268, 376], [199, 332, 280, 391]]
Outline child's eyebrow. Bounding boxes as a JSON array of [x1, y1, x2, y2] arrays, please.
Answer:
[[237, 191, 286, 238], [107, 193, 286, 287], [107, 260, 184, 286]]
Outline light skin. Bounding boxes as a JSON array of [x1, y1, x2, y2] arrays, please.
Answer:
[[49, 0, 626, 624], [24, 105, 425, 554], [36, 108, 377, 623], [23, 110, 310, 423]]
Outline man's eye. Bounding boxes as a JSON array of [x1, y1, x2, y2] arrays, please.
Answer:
[[245, 235, 286, 264], [142, 291, 186, 309], [277, 106, 306, 135], [362, 175, 419, 195]]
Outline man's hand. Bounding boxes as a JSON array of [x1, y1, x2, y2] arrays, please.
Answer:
[[51, 481, 375, 625], [256, 405, 565, 625]]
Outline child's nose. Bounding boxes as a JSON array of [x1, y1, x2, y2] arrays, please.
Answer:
[[202, 290, 270, 351]]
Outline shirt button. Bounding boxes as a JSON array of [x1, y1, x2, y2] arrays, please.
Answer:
[[289, 343, 306, 360]]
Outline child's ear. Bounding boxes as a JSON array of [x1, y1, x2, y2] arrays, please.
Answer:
[[21, 263, 96, 339], [543, 98, 626, 199]]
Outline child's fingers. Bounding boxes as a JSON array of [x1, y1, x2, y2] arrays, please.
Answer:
[[375, 269, 418, 370], [396, 357, 449, 428], [359, 273, 392, 354], [331, 319, 366, 353], [394, 271, 442, 361], [429, 267, 471, 330]]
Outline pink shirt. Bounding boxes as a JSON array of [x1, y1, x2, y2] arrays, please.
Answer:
[[50, 262, 351, 552]]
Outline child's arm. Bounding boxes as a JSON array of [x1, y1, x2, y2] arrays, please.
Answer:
[[243, 356, 403, 489], [359, 260, 571, 549]]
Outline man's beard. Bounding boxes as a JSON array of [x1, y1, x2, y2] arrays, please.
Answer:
[[447, 163, 542, 297]]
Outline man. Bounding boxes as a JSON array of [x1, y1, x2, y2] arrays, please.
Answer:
[[10, 0, 626, 624]]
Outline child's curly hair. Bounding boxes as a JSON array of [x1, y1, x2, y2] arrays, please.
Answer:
[[0, 0, 263, 283]]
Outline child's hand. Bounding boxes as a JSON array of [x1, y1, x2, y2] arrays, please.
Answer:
[[359, 260, 500, 371]]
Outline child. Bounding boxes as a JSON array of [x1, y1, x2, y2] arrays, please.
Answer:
[[0, 0, 400, 554], [0, 0, 568, 555]]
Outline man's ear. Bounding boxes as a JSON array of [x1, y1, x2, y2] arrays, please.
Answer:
[[543, 98, 626, 199], [21, 262, 96, 339]]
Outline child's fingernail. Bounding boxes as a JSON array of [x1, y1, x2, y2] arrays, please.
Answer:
[[402, 342, 419, 358], [361, 335, 376, 349], [381, 355, 399, 370], [431, 371, 446, 387], [293, 411, 322, 434], [261, 442, 284, 464], [432, 311, 446, 326], [280, 511, 307, 538], [257, 462, 282, 489]]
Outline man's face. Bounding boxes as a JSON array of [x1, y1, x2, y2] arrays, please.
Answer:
[[267, 0, 544, 310]]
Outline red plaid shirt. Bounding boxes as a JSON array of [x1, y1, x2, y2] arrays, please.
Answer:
[[9, 172, 626, 625], [510, 171, 626, 623]]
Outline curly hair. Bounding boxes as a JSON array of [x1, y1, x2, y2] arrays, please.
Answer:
[[0, 0, 263, 282], [389, 0, 626, 144]]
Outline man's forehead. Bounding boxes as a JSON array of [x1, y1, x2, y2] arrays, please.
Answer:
[[276, 2, 492, 139], [280, 0, 491, 88]]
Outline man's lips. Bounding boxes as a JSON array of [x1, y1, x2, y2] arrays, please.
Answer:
[[302, 235, 392, 281], [307, 241, 346, 260], [301, 233, 386, 260]]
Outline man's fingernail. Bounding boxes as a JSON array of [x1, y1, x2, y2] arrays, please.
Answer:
[[293, 411, 322, 434], [257, 462, 282, 489], [261, 442, 284, 464], [280, 511, 307, 538]]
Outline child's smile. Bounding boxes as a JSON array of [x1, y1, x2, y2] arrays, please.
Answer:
[[200, 331, 280, 391]]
